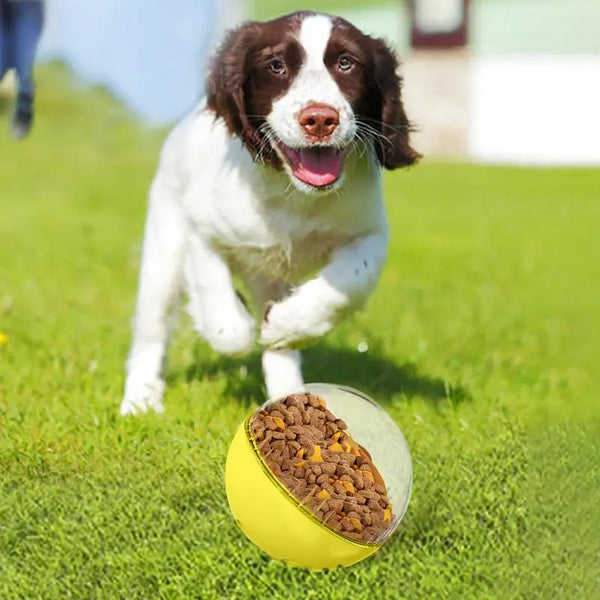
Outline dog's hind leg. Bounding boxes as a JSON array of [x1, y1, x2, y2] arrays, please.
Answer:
[[121, 177, 187, 416]]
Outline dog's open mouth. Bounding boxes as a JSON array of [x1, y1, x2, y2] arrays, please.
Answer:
[[278, 143, 346, 188]]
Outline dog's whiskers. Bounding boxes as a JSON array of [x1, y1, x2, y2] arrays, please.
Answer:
[[354, 120, 397, 162]]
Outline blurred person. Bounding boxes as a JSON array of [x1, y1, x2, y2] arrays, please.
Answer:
[[0, 0, 44, 138]]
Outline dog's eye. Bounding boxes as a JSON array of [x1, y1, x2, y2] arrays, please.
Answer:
[[337, 55, 355, 72], [268, 58, 287, 75]]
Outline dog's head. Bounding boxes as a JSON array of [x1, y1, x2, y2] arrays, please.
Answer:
[[207, 11, 420, 193]]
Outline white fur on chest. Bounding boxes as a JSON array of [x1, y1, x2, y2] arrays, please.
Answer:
[[175, 109, 384, 283], [221, 228, 356, 282]]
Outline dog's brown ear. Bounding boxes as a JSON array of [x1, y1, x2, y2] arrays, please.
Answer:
[[369, 38, 421, 169], [206, 22, 264, 159]]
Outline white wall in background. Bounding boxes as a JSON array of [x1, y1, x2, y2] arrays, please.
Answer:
[[469, 56, 600, 165]]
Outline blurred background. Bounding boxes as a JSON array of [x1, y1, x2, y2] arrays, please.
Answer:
[[3, 0, 597, 164]]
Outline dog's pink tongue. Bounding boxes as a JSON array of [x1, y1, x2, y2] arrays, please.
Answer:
[[294, 148, 344, 187]]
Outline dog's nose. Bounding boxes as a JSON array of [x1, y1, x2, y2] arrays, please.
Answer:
[[297, 104, 339, 140]]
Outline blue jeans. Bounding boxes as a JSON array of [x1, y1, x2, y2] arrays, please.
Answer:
[[0, 0, 44, 97]]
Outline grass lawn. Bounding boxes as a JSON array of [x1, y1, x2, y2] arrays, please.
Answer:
[[252, 1, 397, 21], [1, 65, 599, 599]]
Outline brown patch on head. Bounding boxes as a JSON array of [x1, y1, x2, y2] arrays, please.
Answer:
[[326, 17, 421, 169], [207, 12, 420, 171], [206, 12, 311, 167], [324, 19, 371, 116]]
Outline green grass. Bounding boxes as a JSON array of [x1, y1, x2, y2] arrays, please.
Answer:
[[1, 65, 599, 599], [252, 0, 396, 21]]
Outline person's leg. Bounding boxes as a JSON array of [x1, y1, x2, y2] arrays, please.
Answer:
[[10, 0, 44, 137], [0, 0, 13, 81], [11, 0, 43, 97]]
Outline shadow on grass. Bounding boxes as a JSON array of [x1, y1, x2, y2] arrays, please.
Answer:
[[172, 342, 470, 408]]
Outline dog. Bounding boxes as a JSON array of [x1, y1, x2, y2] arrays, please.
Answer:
[[120, 11, 420, 415]]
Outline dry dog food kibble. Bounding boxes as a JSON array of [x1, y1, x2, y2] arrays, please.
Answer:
[[249, 393, 395, 543]]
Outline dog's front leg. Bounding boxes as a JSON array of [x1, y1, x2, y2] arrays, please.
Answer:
[[259, 232, 387, 349], [121, 178, 187, 416], [242, 275, 304, 398], [185, 233, 256, 356]]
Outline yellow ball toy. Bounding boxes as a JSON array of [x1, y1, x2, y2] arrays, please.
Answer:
[[225, 383, 412, 569]]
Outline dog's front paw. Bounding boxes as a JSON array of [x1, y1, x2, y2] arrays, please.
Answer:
[[190, 291, 256, 356], [259, 298, 334, 350], [120, 377, 166, 416], [202, 310, 256, 356]]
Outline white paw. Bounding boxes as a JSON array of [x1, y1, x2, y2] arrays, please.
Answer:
[[259, 297, 335, 350], [196, 294, 256, 355], [203, 311, 256, 355], [120, 377, 165, 416]]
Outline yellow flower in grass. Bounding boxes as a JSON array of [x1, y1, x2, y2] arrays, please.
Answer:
[[0, 331, 8, 346]]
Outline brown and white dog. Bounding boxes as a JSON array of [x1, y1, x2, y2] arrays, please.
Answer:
[[121, 11, 419, 415]]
